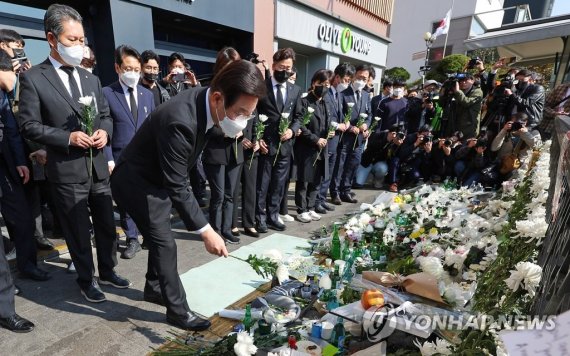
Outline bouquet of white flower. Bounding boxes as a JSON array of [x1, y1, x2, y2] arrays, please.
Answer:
[[273, 113, 290, 166], [249, 114, 268, 169]]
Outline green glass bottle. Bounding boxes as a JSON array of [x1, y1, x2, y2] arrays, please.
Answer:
[[242, 304, 252, 332], [331, 224, 341, 260], [330, 316, 346, 347]]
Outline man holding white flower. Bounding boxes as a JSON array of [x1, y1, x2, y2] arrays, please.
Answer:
[[18, 4, 129, 303], [255, 48, 302, 233]]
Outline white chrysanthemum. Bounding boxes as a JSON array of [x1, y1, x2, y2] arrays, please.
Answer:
[[347, 102, 355, 108], [413, 338, 452, 356], [281, 113, 290, 119], [389, 203, 400, 213], [263, 249, 283, 262], [515, 218, 548, 243], [258, 114, 268, 122], [307, 107, 315, 113], [301, 92, 308, 98], [504, 261, 542, 297], [78, 96, 93, 106], [417, 256, 445, 280], [374, 219, 386, 229], [359, 213, 372, 226]]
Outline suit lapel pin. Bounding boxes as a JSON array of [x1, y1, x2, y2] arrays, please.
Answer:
[[144, 106, 148, 114]]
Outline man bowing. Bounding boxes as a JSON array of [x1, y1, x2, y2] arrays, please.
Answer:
[[111, 60, 266, 330]]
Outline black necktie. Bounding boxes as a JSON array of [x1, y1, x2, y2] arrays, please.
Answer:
[[60, 66, 81, 102], [356, 90, 361, 104], [128, 87, 138, 126], [275, 84, 284, 112]]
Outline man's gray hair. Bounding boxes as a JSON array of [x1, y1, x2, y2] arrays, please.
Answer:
[[44, 4, 82, 38]]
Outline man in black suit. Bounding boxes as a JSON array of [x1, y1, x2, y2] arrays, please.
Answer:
[[111, 60, 266, 330], [18, 4, 130, 303], [331, 64, 372, 205], [0, 48, 38, 334], [255, 48, 302, 232]]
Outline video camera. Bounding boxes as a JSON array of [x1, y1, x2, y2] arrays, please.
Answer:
[[245, 52, 261, 64], [509, 121, 523, 132], [467, 57, 481, 69], [442, 73, 468, 92]]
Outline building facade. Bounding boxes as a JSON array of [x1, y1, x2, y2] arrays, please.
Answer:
[[0, 0, 393, 90], [386, 0, 505, 82]]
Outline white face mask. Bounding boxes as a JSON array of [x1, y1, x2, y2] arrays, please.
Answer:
[[352, 80, 366, 92], [393, 88, 404, 97], [57, 42, 84, 67], [120, 71, 140, 88], [216, 102, 249, 138], [336, 83, 349, 93]]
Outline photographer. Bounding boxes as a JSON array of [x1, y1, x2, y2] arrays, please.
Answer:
[[160, 52, 200, 96], [439, 73, 483, 139], [355, 124, 402, 189], [490, 113, 540, 179], [431, 131, 464, 183], [481, 76, 515, 142], [504, 69, 545, 134], [454, 138, 490, 187], [397, 125, 434, 189]]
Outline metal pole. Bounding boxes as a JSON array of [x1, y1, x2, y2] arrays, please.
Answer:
[[442, 0, 455, 59]]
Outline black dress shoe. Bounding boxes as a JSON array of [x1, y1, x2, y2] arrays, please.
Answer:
[[340, 194, 358, 203], [35, 236, 55, 250], [267, 220, 286, 231], [14, 285, 20, 296], [222, 231, 240, 245], [349, 192, 357, 198], [231, 228, 241, 237], [314, 205, 327, 214], [256, 223, 268, 234], [322, 202, 335, 211], [81, 281, 106, 303], [143, 290, 165, 306], [99, 273, 132, 289], [121, 239, 141, 259], [243, 228, 260, 238], [20, 267, 51, 281], [167, 311, 211, 331], [0, 314, 34, 333], [331, 196, 342, 205]]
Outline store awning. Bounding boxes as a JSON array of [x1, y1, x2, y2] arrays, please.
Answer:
[[465, 16, 570, 63]]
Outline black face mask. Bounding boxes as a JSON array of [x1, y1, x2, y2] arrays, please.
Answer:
[[273, 70, 291, 83], [313, 85, 326, 98], [515, 81, 529, 91], [143, 73, 159, 82]]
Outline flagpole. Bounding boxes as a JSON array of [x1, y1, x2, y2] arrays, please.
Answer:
[[442, 0, 455, 59]]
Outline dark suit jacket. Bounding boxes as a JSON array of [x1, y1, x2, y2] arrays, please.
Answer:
[[115, 87, 211, 231], [202, 125, 244, 166], [339, 85, 371, 146], [0, 91, 27, 183], [325, 88, 341, 153], [18, 59, 113, 183], [256, 76, 302, 157], [102, 81, 155, 162], [295, 92, 332, 182]]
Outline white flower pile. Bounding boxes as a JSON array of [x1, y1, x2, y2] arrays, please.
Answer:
[[233, 331, 257, 356], [413, 338, 453, 355]]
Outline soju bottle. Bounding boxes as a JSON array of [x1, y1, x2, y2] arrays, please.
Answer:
[[242, 304, 252, 332], [331, 224, 341, 260], [330, 316, 346, 347]]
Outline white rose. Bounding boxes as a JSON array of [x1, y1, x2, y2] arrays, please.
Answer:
[[258, 114, 268, 123], [78, 96, 94, 106]]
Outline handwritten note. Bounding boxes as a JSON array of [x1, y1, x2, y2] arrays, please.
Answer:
[[500, 310, 570, 356]]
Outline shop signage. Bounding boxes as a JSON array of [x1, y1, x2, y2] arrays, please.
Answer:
[[317, 23, 371, 55]]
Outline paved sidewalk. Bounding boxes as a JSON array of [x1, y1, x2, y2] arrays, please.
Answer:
[[1, 187, 379, 355]]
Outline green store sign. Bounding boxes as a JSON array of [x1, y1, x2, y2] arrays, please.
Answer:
[[317, 23, 371, 56]]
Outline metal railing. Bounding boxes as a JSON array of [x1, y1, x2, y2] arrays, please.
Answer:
[[532, 115, 570, 316], [341, 0, 393, 23]]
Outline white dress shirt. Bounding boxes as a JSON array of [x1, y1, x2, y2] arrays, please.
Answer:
[[48, 55, 84, 98], [271, 76, 288, 106], [119, 80, 138, 110]]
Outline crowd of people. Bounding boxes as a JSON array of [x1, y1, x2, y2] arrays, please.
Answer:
[[0, 3, 566, 334]]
